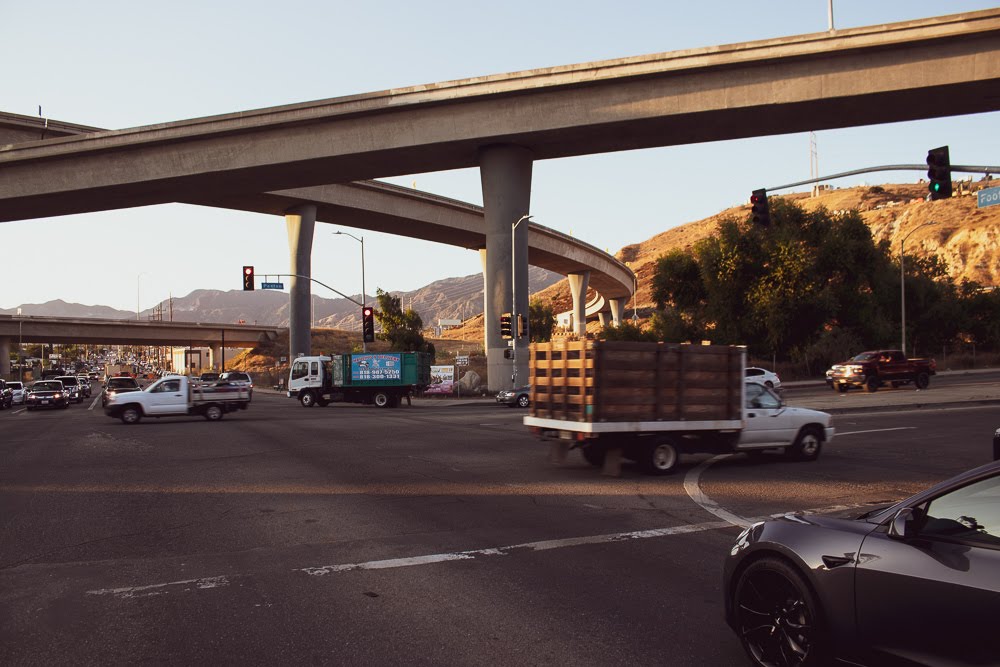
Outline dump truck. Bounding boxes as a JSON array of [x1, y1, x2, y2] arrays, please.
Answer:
[[523, 340, 834, 475], [287, 352, 431, 408]]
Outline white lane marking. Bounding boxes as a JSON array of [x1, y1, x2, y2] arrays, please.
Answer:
[[88, 395, 102, 411], [835, 427, 915, 436], [87, 575, 229, 599], [297, 520, 733, 576], [12, 407, 26, 415], [683, 455, 753, 529]]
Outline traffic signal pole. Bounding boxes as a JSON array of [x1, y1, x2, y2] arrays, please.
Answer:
[[765, 162, 999, 193]]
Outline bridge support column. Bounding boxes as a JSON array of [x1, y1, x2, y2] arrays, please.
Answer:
[[210, 343, 221, 371], [479, 144, 532, 392], [598, 312, 608, 327], [610, 298, 626, 326], [285, 204, 316, 360], [0, 337, 10, 380], [568, 272, 590, 337]]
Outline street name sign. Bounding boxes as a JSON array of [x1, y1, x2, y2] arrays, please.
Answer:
[[261, 282, 284, 289], [978, 186, 1000, 209]]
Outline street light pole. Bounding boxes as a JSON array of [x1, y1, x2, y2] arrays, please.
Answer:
[[334, 231, 367, 352], [17, 307, 22, 383], [900, 221, 938, 355], [511, 214, 532, 388]]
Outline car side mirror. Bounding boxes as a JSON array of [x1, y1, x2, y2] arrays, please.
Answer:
[[888, 507, 918, 540]]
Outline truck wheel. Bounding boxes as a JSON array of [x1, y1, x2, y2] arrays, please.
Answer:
[[864, 375, 879, 393], [300, 391, 316, 408], [641, 438, 679, 475], [373, 391, 390, 408], [120, 406, 141, 424], [787, 426, 823, 461], [204, 405, 223, 421], [581, 444, 606, 467], [915, 372, 930, 389], [837, 384, 849, 393]]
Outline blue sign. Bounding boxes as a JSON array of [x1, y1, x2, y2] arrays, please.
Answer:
[[261, 282, 284, 289], [977, 186, 1000, 209], [351, 354, 401, 381]]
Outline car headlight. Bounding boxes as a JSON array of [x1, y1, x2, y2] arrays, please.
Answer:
[[54, 393, 62, 398]]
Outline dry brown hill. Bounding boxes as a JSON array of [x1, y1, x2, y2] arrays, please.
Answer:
[[439, 179, 1000, 342]]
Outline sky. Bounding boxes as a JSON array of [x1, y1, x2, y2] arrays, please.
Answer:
[[2, 0, 998, 313]]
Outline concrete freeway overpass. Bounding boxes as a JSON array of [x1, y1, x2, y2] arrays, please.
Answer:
[[2, 8, 998, 388], [0, 315, 282, 377]]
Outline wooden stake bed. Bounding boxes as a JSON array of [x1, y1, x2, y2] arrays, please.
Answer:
[[527, 340, 743, 427]]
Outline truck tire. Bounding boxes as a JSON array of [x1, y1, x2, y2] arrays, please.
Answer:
[[120, 406, 142, 424], [915, 372, 930, 389], [204, 405, 223, 421], [786, 426, 823, 461], [300, 391, 317, 408], [373, 391, 390, 408], [581, 444, 606, 467], [864, 375, 879, 393], [641, 438, 679, 475]]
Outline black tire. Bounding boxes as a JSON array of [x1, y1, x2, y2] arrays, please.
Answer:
[[764, 381, 774, 389], [787, 426, 823, 461], [120, 406, 141, 424], [204, 405, 223, 421], [733, 556, 827, 667], [641, 438, 679, 475], [915, 372, 930, 390], [300, 391, 316, 408], [581, 444, 606, 467], [373, 391, 390, 408], [864, 375, 879, 393], [891, 381, 903, 389], [836, 384, 848, 393], [517, 394, 530, 408]]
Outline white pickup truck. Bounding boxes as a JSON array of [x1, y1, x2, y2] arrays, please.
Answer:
[[103, 375, 250, 424]]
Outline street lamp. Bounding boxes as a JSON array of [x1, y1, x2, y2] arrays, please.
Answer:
[[333, 230, 367, 351], [511, 214, 532, 387], [17, 307, 22, 382], [900, 220, 938, 356]]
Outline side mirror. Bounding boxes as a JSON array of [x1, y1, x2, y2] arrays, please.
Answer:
[[888, 507, 918, 540]]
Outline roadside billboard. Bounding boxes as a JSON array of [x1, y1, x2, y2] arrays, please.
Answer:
[[424, 365, 455, 395]]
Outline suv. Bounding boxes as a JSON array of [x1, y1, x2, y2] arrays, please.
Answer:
[[219, 371, 253, 400], [102, 376, 141, 407], [0, 379, 13, 409], [6, 381, 26, 405], [54, 375, 83, 403]]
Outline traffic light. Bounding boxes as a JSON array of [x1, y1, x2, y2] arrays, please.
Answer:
[[362, 306, 375, 343], [750, 189, 770, 227], [242, 266, 255, 291], [500, 313, 513, 339], [517, 313, 527, 338], [926, 146, 952, 200]]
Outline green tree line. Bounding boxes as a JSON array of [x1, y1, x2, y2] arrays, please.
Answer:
[[615, 198, 1000, 372]]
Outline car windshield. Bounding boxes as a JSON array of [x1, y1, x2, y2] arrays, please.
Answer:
[[56, 377, 78, 386], [9, 382, 22, 390], [34, 382, 62, 391], [221, 373, 249, 382], [108, 378, 139, 389], [851, 352, 879, 362]]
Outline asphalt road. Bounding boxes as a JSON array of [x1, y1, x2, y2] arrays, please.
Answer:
[[1, 383, 997, 665]]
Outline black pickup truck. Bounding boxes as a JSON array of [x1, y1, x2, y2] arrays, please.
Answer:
[[827, 349, 936, 393]]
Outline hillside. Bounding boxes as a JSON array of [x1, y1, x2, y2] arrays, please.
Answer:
[[440, 179, 1000, 341]]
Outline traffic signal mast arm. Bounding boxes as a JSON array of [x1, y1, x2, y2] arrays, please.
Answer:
[[245, 273, 364, 306], [763, 162, 999, 193]]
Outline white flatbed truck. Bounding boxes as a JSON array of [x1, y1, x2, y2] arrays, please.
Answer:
[[523, 340, 834, 475], [104, 375, 250, 424]]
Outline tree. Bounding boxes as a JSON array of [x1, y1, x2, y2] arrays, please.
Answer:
[[528, 300, 555, 342], [373, 288, 434, 356]]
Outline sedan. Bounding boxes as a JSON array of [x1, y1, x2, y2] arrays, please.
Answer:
[[25, 380, 70, 410], [745, 366, 781, 389], [724, 460, 1000, 666], [496, 385, 531, 408]]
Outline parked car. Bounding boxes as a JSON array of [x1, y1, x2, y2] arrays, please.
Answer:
[[724, 459, 1000, 667], [497, 385, 531, 408], [745, 366, 781, 389], [102, 376, 141, 407], [219, 371, 253, 400], [77, 375, 92, 398], [25, 380, 69, 410], [0, 379, 13, 409], [54, 375, 83, 403], [6, 381, 26, 405]]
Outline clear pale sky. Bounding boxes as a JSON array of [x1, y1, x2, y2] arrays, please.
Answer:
[[2, 0, 998, 312]]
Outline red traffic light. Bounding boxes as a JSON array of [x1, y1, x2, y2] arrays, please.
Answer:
[[363, 307, 373, 317]]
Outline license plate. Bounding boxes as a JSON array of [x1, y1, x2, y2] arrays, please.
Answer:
[[41, 400, 50, 404]]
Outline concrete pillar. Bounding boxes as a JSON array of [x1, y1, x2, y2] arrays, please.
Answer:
[[479, 144, 533, 392], [285, 204, 316, 360], [598, 312, 608, 327], [0, 337, 10, 380], [568, 272, 591, 337], [610, 298, 626, 326], [210, 343, 221, 371]]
